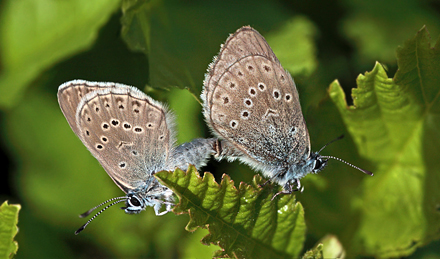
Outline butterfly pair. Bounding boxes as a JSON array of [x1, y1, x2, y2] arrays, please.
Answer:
[[58, 26, 372, 234]]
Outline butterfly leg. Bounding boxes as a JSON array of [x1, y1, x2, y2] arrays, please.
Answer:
[[270, 179, 303, 200], [259, 169, 287, 188], [154, 203, 168, 216], [153, 200, 175, 216], [260, 179, 272, 187], [213, 139, 243, 161]]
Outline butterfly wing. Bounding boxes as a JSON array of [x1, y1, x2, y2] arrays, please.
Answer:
[[58, 80, 117, 137], [202, 26, 311, 171], [58, 81, 175, 193]]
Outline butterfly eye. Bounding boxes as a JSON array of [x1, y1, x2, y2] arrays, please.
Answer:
[[313, 159, 322, 171], [313, 158, 325, 172], [129, 196, 141, 207], [312, 157, 328, 173]]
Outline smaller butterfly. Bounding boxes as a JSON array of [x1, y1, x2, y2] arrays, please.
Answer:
[[58, 80, 218, 234], [201, 26, 372, 197]]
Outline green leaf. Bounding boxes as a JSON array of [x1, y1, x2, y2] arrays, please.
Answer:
[[319, 235, 345, 259], [341, 0, 440, 63], [120, 0, 318, 100], [266, 16, 318, 77], [0, 201, 20, 259], [0, 0, 121, 108], [328, 27, 440, 257], [155, 166, 306, 259], [395, 26, 440, 105], [301, 244, 323, 259]]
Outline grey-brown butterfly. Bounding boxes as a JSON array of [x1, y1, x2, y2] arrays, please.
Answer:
[[202, 26, 372, 196], [58, 80, 217, 234]]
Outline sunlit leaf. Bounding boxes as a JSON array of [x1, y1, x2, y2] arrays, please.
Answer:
[[0, 0, 120, 108], [0, 201, 20, 259], [319, 235, 345, 259], [328, 27, 440, 257], [155, 166, 306, 259], [302, 244, 323, 259]]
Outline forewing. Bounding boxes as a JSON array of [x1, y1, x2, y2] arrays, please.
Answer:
[[203, 26, 311, 167], [203, 26, 277, 110], [73, 82, 175, 193], [58, 80, 117, 137]]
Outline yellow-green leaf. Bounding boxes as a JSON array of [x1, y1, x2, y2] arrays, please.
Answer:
[[155, 166, 306, 259], [0, 201, 20, 259], [0, 0, 120, 108], [329, 27, 440, 257]]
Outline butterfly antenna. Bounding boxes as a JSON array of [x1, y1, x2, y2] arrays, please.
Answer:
[[321, 155, 373, 176], [75, 198, 127, 235], [79, 196, 127, 218], [318, 135, 345, 154]]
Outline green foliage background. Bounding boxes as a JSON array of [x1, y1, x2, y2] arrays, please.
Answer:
[[0, 0, 440, 258]]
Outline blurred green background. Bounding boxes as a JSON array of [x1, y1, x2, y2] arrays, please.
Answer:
[[1, 0, 440, 258]]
